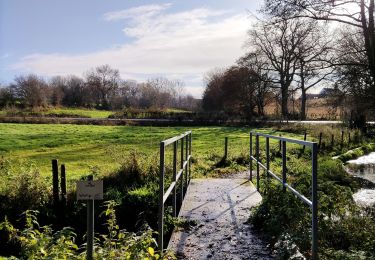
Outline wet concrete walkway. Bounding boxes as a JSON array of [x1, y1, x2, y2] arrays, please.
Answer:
[[168, 173, 274, 259]]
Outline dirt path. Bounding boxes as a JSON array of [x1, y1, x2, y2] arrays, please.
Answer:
[[168, 172, 274, 259]]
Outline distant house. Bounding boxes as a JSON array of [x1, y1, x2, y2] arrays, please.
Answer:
[[305, 93, 320, 100], [319, 88, 342, 98]]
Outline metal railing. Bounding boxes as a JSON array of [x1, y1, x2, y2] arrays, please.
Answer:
[[158, 131, 192, 250], [250, 131, 318, 260]]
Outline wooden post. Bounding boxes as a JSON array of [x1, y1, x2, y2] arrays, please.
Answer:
[[86, 175, 94, 260], [61, 165, 67, 203], [60, 164, 67, 221], [52, 159, 59, 208], [341, 130, 344, 147], [302, 132, 307, 152], [331, 134, 334, 147], [318, 132, 323, 149], [224, 137, 228, 160]]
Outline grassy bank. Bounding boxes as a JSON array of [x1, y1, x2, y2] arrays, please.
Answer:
[[0, 124, 305, 179]]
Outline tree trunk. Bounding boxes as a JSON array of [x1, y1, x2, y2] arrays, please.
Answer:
[[300, 88, 307, 120], [281, 86, 289, 119]]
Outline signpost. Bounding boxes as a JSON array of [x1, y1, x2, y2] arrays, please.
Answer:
[[77, 175, 103, 260]]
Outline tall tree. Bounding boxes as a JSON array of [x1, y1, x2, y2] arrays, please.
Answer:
[[263, 0, 375, 104], [238, 51, 275, 116], [249, 18, 311, 118], [14, 74, 50, 108], [86, 65, 120, 109]]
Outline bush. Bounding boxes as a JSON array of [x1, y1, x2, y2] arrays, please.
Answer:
[[0, 201, 172, 259]]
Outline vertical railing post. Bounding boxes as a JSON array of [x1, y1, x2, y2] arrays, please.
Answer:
[[158, 142, 165, 251], [266, 137, 270, 178], [181, 138, 184, 199], [250, 132, 253, 182], [189, 133, 192, 183], [311, 143, 318, 260], [256, 135, 260, 191], [282, 141, 287, 192], [172, 142, 177, 217]]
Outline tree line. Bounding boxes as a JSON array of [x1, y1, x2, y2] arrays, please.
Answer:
[[202, 0, 375, 127], [0, 65, 197, 111]]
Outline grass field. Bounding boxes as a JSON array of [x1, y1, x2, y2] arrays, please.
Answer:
[[0, 123, 307, 180], [0, 107, 115, 118]]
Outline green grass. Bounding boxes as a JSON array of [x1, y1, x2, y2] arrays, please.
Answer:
[[47, 107, 114, 118], [0, 107, 114, 118], [0, 124, 307, 180]]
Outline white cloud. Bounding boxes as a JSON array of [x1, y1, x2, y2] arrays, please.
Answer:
[[103, 3, 172, 21], [12, 5, 251, 98]]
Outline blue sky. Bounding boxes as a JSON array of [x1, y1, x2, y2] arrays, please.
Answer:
[[0, 0, 261, 97]]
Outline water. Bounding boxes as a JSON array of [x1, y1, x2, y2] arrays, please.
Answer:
[[346, 152, 375, 183], [346, 152, 375, 207], [353, 189, 375, 207]]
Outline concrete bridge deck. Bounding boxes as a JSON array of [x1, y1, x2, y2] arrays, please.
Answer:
[[168, 173, 274, 259]]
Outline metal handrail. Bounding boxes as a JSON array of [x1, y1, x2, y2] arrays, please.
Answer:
[[158, 131, 192, 250], [250, 131, 318, 260]]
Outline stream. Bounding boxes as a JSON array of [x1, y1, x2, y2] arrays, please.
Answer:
[[345, 152, 375, 207]]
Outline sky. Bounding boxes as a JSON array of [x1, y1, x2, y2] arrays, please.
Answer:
[[0, 0, 261, 98]]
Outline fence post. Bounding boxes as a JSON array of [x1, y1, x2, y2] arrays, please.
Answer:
[[60, 164, 67, 223], [318, 132, 323, 149], [224, 137, 228, 160], [250, 132, 253, 182], [311, 143, 318, 260], [86, 175, 94, 260], [282, 141, 287, 192], [279, 135, 282, 152], [266, 137, 270, 178], [173, 142, 177, 218], [341, 130, 344, 147], [52, 159, 59, 208], [331, 134, 334, 147], [303, 132, 307, 152], [158, 142, 165, 251], [256, 135, 260, 191]]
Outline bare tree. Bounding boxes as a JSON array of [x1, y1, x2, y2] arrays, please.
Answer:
[[49, 76, 66, 106], [238, 51, 275, 117], [250, 18, 310, 118], [263, 0, 375, 103], [14, 74, 50, 108], [85, 65, 120, 109], [202, 68, 226, 111], [294, 20, 334, 119]]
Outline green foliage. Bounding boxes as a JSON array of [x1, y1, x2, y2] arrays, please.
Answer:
[[0, 202, 173, 259], [250, 152, 375, 259], [0, 159, 49, 217]]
